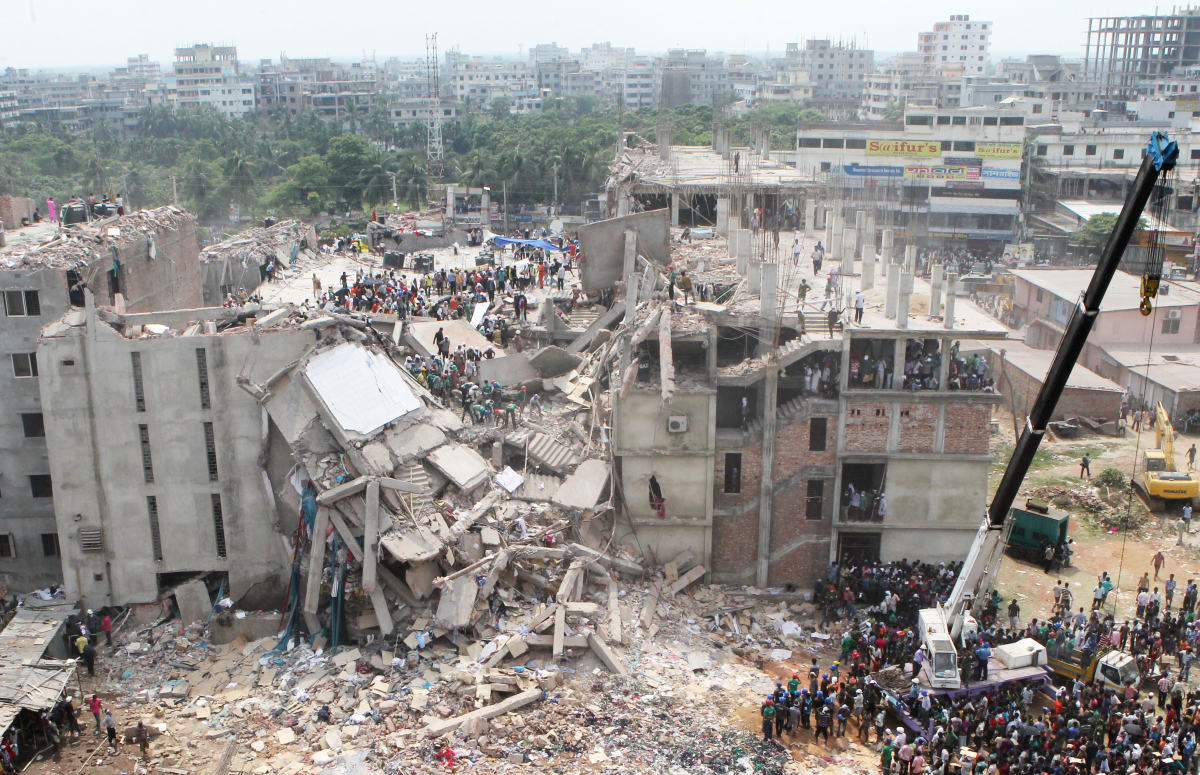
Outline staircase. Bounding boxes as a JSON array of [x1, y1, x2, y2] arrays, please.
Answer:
[[395, 462, 433, 515], [738, 394, 826, 442]]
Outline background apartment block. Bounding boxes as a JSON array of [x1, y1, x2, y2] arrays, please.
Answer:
[[171, 45, 257, 118], [919, 14, 992, 75]]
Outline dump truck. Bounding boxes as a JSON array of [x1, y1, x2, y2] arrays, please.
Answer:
[[1134, 402, 1199, 511], [1005, 500, 1069, 562], [1045, 644, 1140, 691]]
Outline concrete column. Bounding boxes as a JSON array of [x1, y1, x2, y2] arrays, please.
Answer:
[[706, 327, 719, 382], [728, 225, 739, 257], [748, 260, 761, 295], [897, 273, 914, 329], [944, 273, 959, 330], [904, 244, 917, 275], [841, 227, 857, 279], [623, 229, 638, 327], [855, 211, 867, 259], [886, 264, 901, 319], [760, 262, 779, 324], [805, 199, 816, 238], [829, 221, 843, 268], [480, 190, 490, 230], [737, 229, 751, 275], [937, 340, 951, 392], [716, 198, 729, 236], [929, 264, 943, 320], [862, 236, 876, 291], [756, 362, 780, 587], [880, 229, 894, 284], [893, 337, 906, 392], [446, 187, 457, 226], [671, 193, 681, 227]]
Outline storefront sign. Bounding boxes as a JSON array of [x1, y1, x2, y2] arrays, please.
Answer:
[[974, 142, 1022, 159], [866, 139, 942, 157], [904, 165, 981, 180]]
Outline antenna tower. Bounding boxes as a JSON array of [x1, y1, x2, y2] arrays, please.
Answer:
[[425, 33, 443, 179]]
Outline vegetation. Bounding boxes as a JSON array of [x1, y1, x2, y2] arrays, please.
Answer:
[[0, 97, 829, 221], [1071, 212, 1148, 249], [1094, 467, 1128, 491]]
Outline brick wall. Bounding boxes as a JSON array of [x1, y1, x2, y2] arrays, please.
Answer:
[[712, 440, 761, 580], [774, 415, 837, 474], [898, 403, 937, 453], [843, 402, 890, 452], [944, 404, 993, 454], [1003, 356, 1121, 423], [118, 217, 203, 313], [767, 414, 836, 585], [0, 197, 34, 230]]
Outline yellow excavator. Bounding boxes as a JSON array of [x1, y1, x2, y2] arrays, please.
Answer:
[[1135, 402, 1199, 510]]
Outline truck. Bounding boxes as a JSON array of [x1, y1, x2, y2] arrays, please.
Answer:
[[915, 131, 1178, 690], [1045, 645, 1140, 691], [1134, 402, 1199, 511], [1005, 500, 1069, 562]]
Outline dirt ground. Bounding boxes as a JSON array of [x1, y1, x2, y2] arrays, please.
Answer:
[[989, 406, 1200, 628]]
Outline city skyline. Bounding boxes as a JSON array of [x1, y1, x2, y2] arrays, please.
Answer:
[[2, 0, 1172, 70]]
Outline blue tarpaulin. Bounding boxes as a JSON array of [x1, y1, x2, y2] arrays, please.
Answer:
[[492, 237, 565, 251]]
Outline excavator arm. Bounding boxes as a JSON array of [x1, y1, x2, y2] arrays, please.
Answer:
[[1157, 402, 1175, 471]]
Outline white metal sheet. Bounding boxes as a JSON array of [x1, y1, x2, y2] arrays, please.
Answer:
[[305, 344, 420, 435]]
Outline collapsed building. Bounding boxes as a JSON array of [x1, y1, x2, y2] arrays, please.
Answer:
[[0, 206, 202, 591], [199, 219, 318, 306]]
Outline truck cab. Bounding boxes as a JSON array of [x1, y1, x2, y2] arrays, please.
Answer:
[[917, 609, 961, 688], [1047, 645, 1139, 691]]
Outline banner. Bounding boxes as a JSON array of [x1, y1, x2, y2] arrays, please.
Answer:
[[1003, 243, 1034, 262], [866, 139, 942, 157], [843, 163, 904, 177], [975, 142, 1022, 159], [904, 165, 981, 180], [981, 167, 1021, 180]]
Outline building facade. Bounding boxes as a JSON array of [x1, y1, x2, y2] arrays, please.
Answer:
[[919, 15, 992, 75]]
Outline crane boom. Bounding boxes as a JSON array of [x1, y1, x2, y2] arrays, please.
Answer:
[[924, 132, 1178, 687]]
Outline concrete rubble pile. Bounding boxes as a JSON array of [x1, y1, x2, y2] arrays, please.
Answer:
[[0, 206, 194, 269], [201, 220, 319, 268]]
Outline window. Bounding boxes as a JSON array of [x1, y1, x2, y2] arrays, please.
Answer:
[[845, 139, 867, 149], [1114, 148, 1125, 160], [952, 141, 975, 152], [11, 353, 37, 378], [1163, 318, 1181, 335], [29, 475, 52, 498], [1063, 145, 1074, 155], [41, 533, 59, 557], [131, 352, 145, 412], [3, 290, 41, 317], [1000, 116, 1024, 126], [21, 413, 44, 438], [906, 115, 934, 126], [822, 138, 844, 148], [806, 480, 824, 520], [139, 424, 155, 483], [196, 348, 211, 409], [0, 535, 12, 558], [1032, 104, 1043, 114], [79, 528, 103, 552], [147, 496, 163, 562], [983, 116, 998, 126], [936, 115, 951, 125], [798, 138, 821, 148], [1191, 149, 1200, 160], [1086, 145, 1097, 156], [810, 418, 828, 451], [211, 494, 227, 558], [1037, 144, 1048, 156], [1036, 288, 1044, 302], [204, 422, 219, 481]]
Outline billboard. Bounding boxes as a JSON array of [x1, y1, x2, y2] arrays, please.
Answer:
[[866, 139, 942, 157], [975, 142, 1022, 159]]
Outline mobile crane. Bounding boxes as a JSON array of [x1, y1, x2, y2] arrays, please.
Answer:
[[915, 132, 1179, 690]]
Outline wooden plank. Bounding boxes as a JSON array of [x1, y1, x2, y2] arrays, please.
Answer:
[[316, 476, 369, 505], [362, 481, 381, 593], [303, 507, 330, 615], [552, 606, 566, 658], [420, 688, 542, 738]]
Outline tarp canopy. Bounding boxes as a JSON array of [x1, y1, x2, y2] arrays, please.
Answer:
[[492, 237, 565, 251]]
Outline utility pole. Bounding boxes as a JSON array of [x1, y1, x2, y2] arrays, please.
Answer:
[[171, 175, 177, 205], [390, 173, 398, 207], [503, 181, 509, 235], [552, 163, 558, 217]]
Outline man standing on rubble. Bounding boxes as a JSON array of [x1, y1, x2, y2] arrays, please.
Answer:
[[103, 710, 117, 749], [760, 698, 775, 742], [814, 699, 833, 746], [88, 695, 102, 734]]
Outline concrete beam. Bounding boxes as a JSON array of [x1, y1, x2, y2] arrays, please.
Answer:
[[420, 688, 542, 738], [378, 477, 430, 494], [588, 632, 630, 675], [317, 476, 369, 505], [303, 506, 330, 615], [659, 309, 675, 403], [362, 480, 380, 593]]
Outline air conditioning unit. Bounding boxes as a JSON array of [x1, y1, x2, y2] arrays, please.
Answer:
[[667, 415, 689, 434], [1167, 309, 1182, 320]]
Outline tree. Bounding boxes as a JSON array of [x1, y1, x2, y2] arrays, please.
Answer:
[[356, 162, 395, 205], [1072, 213, 1148, 248], [182, 158, 217, 214], [224, 152, 258, 211], [324, 134, 374, 206], [393, 153, 428, 209], [883, 101, 905, 121], [81, 156, 106, 196], [489, 97, 511, 117]]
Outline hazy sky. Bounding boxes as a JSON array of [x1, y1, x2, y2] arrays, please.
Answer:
[[1, 0, 1171, 70]]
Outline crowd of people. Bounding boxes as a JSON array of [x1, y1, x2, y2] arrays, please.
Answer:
[[758, 551, 1200, 775]]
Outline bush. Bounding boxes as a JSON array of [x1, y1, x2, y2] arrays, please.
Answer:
[[1095, 467, 1127, 490]]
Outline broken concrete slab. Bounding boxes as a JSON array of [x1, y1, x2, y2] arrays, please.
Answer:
[[577, 209, 671, 292], [565, 302, 625, 355], [173, 580, 212, 626], [527, 346, 583, 379], [380, 524, 443, 563], [550, 459, 610, 511], [434, 574, 478, 630], [405, 560, 439, 599], [427, 444, 491, 491], [383, 423, 446, 462], [668, 565, 706, 595], [478, 354, 539, 387]]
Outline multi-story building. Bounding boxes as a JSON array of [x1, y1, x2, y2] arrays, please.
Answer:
[[448, 57, 539, 111], [172, 45, 257, 118], [0, 206, 204, 592], [1086, 10, 1200, 104], [580, 43, 637, 73], [794, 107, 1026, 252], [864, 52, 942, 119], [654, 49, 729, 109], [123, 55, 162, 82], [795, 39, 874, 104], [919, 14, 992, 76], [607, 62, 655, 109], [0, 89, 16, 128]]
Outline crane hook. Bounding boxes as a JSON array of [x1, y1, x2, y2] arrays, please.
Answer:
[[1140, 296, 1153, 316]]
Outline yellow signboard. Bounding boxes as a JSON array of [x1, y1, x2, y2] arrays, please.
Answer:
[[866, 139, 941, 157], [904, 165, 981, 180], [975, 142, 1022, 159]]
